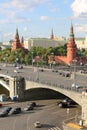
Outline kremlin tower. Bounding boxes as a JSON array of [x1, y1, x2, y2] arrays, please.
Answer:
[[21, 36, 24, 48], [11, 28, 24, 51], [50, 28, 54, 40], [67, 23, 77, 64], [54, 23, 77, 65]]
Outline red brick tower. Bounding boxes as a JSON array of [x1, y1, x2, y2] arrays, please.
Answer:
[[11, 28, 21, 51], [21, 36, 24, 48], [67, 23, 77, 64], [50, 28, 54, 40]]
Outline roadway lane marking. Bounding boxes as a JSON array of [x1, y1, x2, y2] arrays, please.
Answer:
[[12, 118, 17, 130], [27, 115, 31, 130], [48, 126, 61, 130]]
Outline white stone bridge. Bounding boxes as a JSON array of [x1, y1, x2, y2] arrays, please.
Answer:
[[0, 74, 87, 125]]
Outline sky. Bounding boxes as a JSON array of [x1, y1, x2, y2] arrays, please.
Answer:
[[0, 0, 87, 41]]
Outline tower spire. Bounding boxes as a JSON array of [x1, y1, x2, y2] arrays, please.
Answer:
[[69, 22, 74, 39], [50, 28, 54, 40], [15, 28, 19, 39], [16, 28, 19, 36]]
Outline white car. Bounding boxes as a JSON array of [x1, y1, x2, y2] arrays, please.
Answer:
[[16, 66, 23, 69], [14, 70, 19, 73], [72, 83, 78, 88], [34, 121, 42, 128], [72, 83, 83, 89]]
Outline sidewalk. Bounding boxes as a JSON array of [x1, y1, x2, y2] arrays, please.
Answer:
[[63, 122, 87, 130], [66, 122, 83, 129], [1, 101, 15, 105], [63, 116, 87, 130]]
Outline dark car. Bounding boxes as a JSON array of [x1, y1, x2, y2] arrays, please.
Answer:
[[39, 69, 44, 72], [24, 105, 34, 111], [13, 64, 17, 67], [30, 102, 37, 107], [0, 107, 12, 117], [0, 111, 8, 117], [2, 107, 12, 113], [0, 103, 2, 107], [63, 98, 76, 105], [58, 102, 68, 108], [8, 107, 21, 115]]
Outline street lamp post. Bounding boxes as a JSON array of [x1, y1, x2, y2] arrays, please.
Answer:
[[3, 57, 5, 64], [16, 57, 19, 66], [32, 52, 33, 67], [36, 62, 39, 81], [6, 54, 8, 66], [73, 59, 77, 87], [51, 52, 54, 69], [35, 55, 41, 81]]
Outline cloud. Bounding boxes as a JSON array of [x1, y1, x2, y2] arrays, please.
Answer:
[[24, 27, 28, 32], [0, 0, 47, 24], [0, 19, 10, 24], [71, 0, 87, 18], [47, 1, 59, 13], [40, 16, 49, 21], [50, 7, 59, 12], [63, 0, 69, 4], [4, 33, 14, 37], [75, 24, 87, 32], [0, 0, 47, 11], [0, 17, 31, 24]]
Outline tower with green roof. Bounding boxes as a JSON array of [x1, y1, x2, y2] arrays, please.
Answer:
[[67, 23, 77, 64]]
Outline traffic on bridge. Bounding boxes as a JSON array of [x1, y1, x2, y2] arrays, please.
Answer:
[[0, 63, 87, 93]]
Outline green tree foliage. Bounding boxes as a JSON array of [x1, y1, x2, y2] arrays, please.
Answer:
[[0, 43, 83, 65]]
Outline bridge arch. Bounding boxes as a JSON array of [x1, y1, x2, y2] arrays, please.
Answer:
[[24, 87, 66, 100], [25, 80, 82, 106], [0, 74, 13, 79], [26, 80, 87, 124], [0, 74, 13, 92]]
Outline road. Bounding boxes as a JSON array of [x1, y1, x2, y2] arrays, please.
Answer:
[[0, 100, 80, 130], [0, 64, 87, 91]]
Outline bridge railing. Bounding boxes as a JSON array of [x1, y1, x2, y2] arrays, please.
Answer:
[[25, 77, 82, 93]]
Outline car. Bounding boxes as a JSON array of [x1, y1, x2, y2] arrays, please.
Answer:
[[71, 83, 83, 89], [28, 102, 37, 107], [14, 70, 19, 73], [82, 88, 87, 92], [0, 103, 2, 107], [39, 69, 44, 72], [52, 69, 58, 72], [0, 107, 12, 117], [58, 102, 68, 108], [0, 111, 8, 117], [16, 66, 23, 69], [13, 64, 17, 67], [34, 121, 42, 128], [63, 98, 76, 105], [8, 107, 21, 115], [24, 105, 34, 111], [2, 107, 12, 113]]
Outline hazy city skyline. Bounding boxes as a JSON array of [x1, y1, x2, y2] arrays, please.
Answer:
[[0, 0, 87, 41]]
